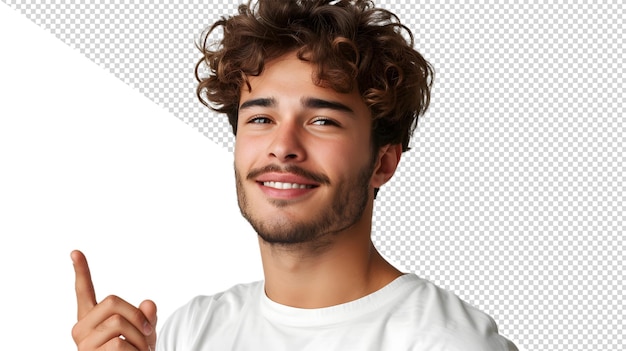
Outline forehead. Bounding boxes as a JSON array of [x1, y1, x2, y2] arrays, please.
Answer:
[[239, 52, 369, 116], [242, 53, 322, 97]]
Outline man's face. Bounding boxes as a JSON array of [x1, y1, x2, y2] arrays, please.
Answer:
[[234, 52, 377, 246]]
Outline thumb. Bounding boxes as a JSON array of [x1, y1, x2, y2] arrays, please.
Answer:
[[139, 299, 158, 349]]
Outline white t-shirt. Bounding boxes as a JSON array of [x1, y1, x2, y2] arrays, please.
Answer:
[[157, 274, 517, 350]]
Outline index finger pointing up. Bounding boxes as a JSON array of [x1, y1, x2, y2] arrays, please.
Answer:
[[71, 250, 97, 320]]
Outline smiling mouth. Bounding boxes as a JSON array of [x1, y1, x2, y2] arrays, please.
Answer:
[[261, 181, 317, 190]]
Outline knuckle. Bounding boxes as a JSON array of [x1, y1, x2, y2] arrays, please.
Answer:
[[108, 337, 127, 350], [102, 294, 122, 308], [108, 335, 147, 351], [70, 323, 81, 342], [75, 338, 90, 351], [71, 321, 88, 344], [105, 314, 126, 329]]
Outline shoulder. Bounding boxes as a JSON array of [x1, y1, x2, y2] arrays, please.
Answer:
[[395, 274, 518, 351], [156, 281, 264, 350]]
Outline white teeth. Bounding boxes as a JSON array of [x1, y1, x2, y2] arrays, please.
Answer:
[[263, 181, 314, 189]]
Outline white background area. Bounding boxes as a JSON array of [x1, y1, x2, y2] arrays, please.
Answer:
[[1, 2, 624, 351], [0, 5, 261, 350]]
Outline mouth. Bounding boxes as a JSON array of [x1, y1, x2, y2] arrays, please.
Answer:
[[253, 171, 322, 200], [261, 181, 317, 190]]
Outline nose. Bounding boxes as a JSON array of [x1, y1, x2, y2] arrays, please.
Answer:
[[267, 121, 306, 162]]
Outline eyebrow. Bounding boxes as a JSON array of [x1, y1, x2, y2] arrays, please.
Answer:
[[239, 97, 276, 110], [301, 97, 354, 114]]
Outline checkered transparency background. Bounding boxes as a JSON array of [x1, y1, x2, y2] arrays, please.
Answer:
[[4, 1, 623, 350]]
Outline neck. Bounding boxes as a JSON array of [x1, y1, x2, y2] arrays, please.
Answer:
[[258, 204, 402, 309]]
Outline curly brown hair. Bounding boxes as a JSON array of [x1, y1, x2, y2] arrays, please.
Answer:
[[195, 0, 434, 152]]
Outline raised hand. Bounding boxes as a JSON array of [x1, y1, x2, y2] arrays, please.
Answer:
[[71, 250, 157, 351]]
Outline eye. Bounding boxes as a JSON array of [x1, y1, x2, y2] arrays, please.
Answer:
[[247, 116, 272, 124], [311, 117, 339, 126]]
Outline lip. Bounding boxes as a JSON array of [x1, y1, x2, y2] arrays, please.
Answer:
[[254, 172, 320, 200]]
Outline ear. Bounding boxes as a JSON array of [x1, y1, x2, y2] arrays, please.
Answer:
[[371, 144, 402, 188]]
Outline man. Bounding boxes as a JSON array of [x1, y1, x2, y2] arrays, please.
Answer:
[[72, 0, 517, 350]]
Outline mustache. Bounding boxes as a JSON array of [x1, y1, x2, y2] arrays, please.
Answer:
[[246, 164, 331, 185]]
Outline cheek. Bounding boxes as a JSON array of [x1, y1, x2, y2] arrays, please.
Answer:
[[234, 135, 258, 168], [320, 142, 370, 177]]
